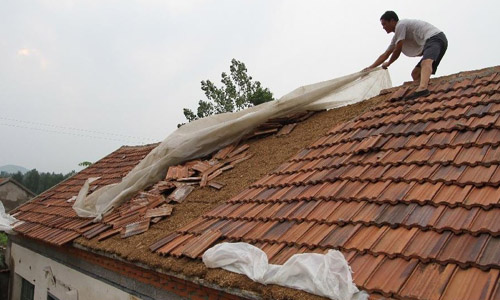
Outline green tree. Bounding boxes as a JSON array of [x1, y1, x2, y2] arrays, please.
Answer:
[[182, 59, 274, 124], [11, 171, 23, 184], [78, 161, 92, 167], [1, 169, 75, 195], [23, 169, 40, 194]]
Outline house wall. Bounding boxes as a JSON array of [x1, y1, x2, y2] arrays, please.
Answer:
[[8, 237, 252, 300], [10, 243, 139, 300], [0, 182, 32, 212]]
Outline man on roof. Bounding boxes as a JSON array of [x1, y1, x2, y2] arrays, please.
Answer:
[[363, 11, 448, 99]]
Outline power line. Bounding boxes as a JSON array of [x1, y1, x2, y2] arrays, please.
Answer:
[[0, 122, 155, 144], [0, 116, 157, 143]]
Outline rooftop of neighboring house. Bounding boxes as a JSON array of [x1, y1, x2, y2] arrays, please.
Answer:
[[10, 65, 500, 300], [0, 177, 36, 196]]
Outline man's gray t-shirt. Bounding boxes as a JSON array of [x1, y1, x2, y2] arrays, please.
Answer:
[[387, 19, 442, 57]]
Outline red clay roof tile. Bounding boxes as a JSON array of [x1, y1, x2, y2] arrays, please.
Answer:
[[403, 230, 451, 261], [350, 253, 385, 287], [437, 233, 490, 266], [431, 184, 472, 206], [440, 267, 499, 300], [344, 225, 388, 251], [319, 224, 362, 248], [477, 237, 500, 269], [371, 227, 418, 255], [181, 230, 222, 259], [469, 209, 500, 234], [434, 207, 480, 233], [364, 257, 419, 297], [399, 263, 456, 300]]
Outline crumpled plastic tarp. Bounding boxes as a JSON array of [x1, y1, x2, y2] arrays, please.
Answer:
[[0, 201, 18, 234], [203, 242, 367, 300], [73, 68, 391, 220]]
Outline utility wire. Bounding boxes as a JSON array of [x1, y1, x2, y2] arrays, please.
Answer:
[[0, 116, 157, 143], [0, 122, 155, 144]]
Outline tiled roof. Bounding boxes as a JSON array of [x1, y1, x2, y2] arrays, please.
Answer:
[[10, 111, 314, 246], [0, 178, 7, 184], [11, 144, 158, 245], [151, 68, 500, 299]]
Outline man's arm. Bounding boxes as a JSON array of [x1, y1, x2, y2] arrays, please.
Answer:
[[363, 40, 403, 71], [381, 40, 403, 69]]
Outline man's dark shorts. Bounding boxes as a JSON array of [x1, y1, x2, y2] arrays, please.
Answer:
[[416, 32, 448, 74]]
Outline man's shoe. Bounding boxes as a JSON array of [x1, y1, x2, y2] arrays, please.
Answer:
[[405, 89, 430, 100]]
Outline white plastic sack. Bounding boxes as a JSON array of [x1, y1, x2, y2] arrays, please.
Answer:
[[0, 201, 18, 234], [73, 68, 391, 220], [203, 242, 366, 300]]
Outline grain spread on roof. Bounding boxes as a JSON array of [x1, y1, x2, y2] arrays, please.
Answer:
[[152, 68, 500, 300]]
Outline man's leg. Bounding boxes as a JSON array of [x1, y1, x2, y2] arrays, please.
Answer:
[[417, 59, 433, 91], [411, 67, 421, 82]]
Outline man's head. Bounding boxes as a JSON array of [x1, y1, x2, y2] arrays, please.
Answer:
[[380, 11, 399, 33]]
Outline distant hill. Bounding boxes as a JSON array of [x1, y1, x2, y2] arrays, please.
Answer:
[[0, 165, 29, 174]]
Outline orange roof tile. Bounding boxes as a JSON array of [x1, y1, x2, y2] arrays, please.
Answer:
[[152, 67, 500, 299], [12, 144, 158, 246]]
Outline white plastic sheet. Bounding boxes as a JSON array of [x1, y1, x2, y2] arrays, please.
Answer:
[[73, 68, 391, 220], [72, 177, 101, 218], [0, 201, 17, 234], [203, 242, 367, 300]]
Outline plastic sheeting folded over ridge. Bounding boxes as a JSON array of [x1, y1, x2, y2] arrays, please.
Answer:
[[203, 242, 367, 300], [73, 68, 391, 220]]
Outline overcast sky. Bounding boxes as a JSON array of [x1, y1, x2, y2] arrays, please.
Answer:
[[1, 0, 499, 174]]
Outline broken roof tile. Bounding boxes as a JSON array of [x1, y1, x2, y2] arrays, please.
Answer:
[[213, 144, 236, 160], [121, 219, 150, 238], [144, 205, 173, 219], [167, 185, 195, 203], [276, 123, 298, 136]]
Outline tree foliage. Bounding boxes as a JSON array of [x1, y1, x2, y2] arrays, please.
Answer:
[[78, 161, 93, 167], [182, 59, 274, 124], [1, 169, 75, 195]]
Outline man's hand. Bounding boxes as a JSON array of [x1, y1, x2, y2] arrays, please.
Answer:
[[362, 66, 373, 72], [381, 62, 390, 69]]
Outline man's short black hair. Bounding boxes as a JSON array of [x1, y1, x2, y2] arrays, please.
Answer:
[[380, 11, 399, 22]]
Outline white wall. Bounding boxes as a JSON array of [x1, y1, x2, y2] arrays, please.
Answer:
[[10, 243, 140, 300]]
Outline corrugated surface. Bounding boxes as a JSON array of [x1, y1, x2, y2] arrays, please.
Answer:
[[152, 68, 500, 299]]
